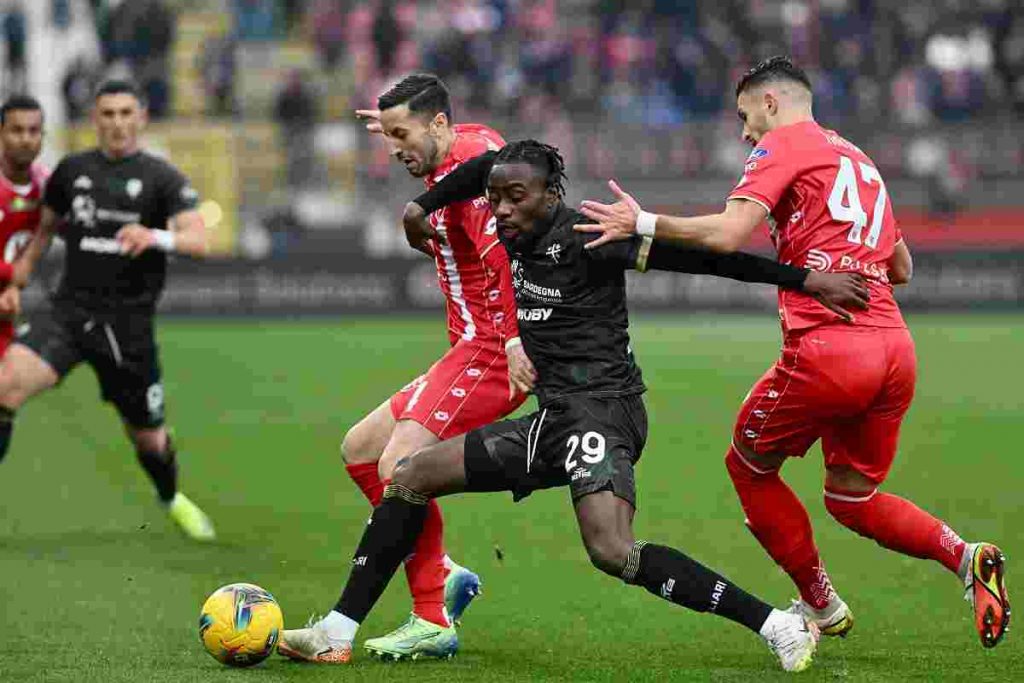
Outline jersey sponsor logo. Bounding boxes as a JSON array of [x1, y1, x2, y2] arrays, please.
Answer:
[[474, 196, 489, 210], [517, 308, 553, 322], [519, 279, 562, 301], [545, 243, 562, 263], [79, 236, 122, 254], [3, 230, 33, 263], [838, 254, 889, 281], [72, 194, 97, 228], [126, 178, 143, 199], [805, 249, 833, 272], [96, 208, 142, 224], [10, 196, 37, 212], [569, 466, 591, 482], [660, 578, 675, 600], [73, 175, 92, 190]]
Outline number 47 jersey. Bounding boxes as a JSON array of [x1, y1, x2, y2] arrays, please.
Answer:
[[728, 120, 906, 332]]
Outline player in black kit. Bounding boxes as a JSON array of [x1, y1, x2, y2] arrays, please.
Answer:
[[0, 80, 215, 540], [279, 140, 872, 671]]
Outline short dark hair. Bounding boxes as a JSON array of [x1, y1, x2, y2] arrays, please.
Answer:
[[735, 56, 813, 97], [0, 94, 43, 126], [493, 140, 568, 200], [377, 73, 452, 122], [94, 79, 145, 104]]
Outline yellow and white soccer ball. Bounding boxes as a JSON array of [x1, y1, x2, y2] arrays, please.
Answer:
[[199, 582, 283, 667]]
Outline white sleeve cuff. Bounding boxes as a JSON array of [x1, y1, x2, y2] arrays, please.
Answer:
[[505, 336, 522, 352], [636, 211, 658, 237], [152, 230, 177, 253]]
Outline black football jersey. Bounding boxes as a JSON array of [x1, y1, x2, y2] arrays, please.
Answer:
[[504, 205, 645, 405], [43, 149, 199, 312]]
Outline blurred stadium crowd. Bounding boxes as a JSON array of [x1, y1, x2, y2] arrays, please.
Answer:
[[1, 1, 1022, 221]]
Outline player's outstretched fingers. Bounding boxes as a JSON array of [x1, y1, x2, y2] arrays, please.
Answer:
[[607, 180, 641, 213], [579, 201, 615, 221], [354, 109, 383, 134]]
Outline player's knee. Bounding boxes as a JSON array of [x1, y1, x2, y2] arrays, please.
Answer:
[[583, 531, 631, 577], [725, 441, 779, 482], [390, 452, 434, 495], [129, 429, 166, 453], [340, 424, 375, 465]]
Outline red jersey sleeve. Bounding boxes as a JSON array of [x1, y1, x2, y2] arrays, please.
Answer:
[[727, 132, 802, 213]]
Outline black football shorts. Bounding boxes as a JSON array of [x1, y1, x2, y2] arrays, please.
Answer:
[[18, 302, 165, 428], [464, 394, 647, 508]]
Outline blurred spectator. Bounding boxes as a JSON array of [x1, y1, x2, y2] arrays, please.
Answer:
[[232, 0, 282, 42], [273, 70, 320, 189], [107, 0, 175, 118], [197, 29, 238, 117], [373, 0, 402, 77], [62, 58, 100, 121], [307, 0, 345, 70], [2, 1, 28, 95]]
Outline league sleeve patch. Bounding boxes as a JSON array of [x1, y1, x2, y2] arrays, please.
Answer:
[[747, 147, 770, 161]]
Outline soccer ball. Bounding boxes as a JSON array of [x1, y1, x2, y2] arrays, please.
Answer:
[[198, 582, 283, 667]]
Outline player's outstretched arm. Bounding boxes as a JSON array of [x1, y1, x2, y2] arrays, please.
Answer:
[[401, 150, 500, 254], [412, 150, 499, 215], [11, 205, 59, 288], [577, 181, 764, 253], [641, 240, 870, 320], [167, 208, 209, 257]]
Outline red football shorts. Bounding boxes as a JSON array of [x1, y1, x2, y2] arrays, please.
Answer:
[[733, 324, 916, 484], [390, 338, 526, 440]]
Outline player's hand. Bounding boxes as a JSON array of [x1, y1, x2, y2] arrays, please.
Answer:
[[0, 285, 20, 318], [116, 224, 157, 258], [803, 271, 870, 323], [576, 180, 642, 249], [355, 109, 384, 135], [506, 341, 537, 399]]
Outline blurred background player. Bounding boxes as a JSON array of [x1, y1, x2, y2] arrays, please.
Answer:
[[279, 139, 881, 671], [335, 73, 525, 658], [577, 56, 1010, 649], [0, 80, 216, 542], [0, 95, 48, 358]]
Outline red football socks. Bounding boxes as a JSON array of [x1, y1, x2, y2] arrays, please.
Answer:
[[824, 488, 966, 573], [726, 446, 835, 609], [345, 461, 384, 506], [405, 499, 450, 627]]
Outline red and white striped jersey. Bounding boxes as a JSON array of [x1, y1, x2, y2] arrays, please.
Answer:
[[424, 124, 519, 347], [0, 161, 48, 351], [0, 162, 47, 273]]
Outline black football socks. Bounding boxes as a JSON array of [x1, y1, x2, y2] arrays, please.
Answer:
[[335, 484, 429, 622], [136, 435, 178, 503], [621, 541, 773, 633]]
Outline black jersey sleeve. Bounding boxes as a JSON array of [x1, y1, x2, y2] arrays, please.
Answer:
[[644, 241, 809, 290], [580, 229, 645, 271], [42, 157, 73, 215], [156, 162, 199, 220], [413, 150, 498, 214]]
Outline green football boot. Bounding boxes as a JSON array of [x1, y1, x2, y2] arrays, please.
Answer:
[[364, 614, 458, 661]]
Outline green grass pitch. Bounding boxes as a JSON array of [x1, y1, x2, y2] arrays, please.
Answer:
[[0, 314, 1020, 682]]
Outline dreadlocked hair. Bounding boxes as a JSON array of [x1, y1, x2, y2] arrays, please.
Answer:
[[493, 140, 568, 200]]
